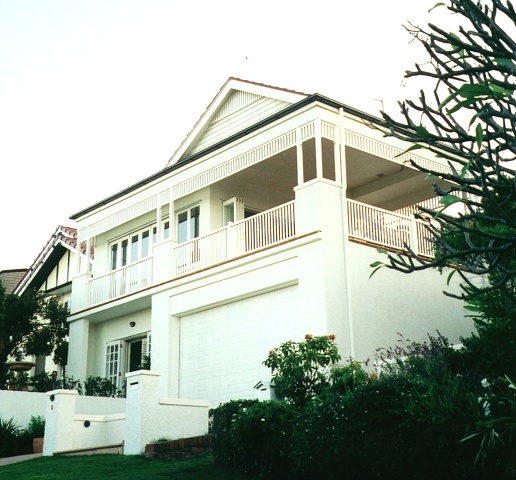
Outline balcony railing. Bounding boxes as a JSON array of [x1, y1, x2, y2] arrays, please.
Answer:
[[173, 201, 296, 276], [89, 257, 153, 306], [347, 199, 433, 256], [87, 199, 432, 307]]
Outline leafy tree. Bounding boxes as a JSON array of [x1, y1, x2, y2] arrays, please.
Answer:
[[0, 282, 69, 388], [375, 0, 516, 338]]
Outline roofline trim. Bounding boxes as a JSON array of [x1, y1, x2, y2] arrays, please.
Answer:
[[69, 94, 413, 220]]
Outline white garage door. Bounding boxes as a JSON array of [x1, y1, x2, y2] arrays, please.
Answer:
[[179, 285, 306, 405]]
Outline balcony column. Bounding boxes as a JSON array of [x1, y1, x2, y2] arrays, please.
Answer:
[[67, 318, 90, 381], [152, 198, 176, 284], [156, 197, 162, 242], [334, 127, 342, 185], [338, 107, 355, 359], [296, 127, 304, 187], [315, 119, 323, 179]]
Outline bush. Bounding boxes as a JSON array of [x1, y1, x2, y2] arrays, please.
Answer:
[[263, 334, 340, 407], [84, 376, 123, 397], [228, 400, 297, 479], [209, 399, 260, 469], [0, 418, 32, 458], [25, 415, 45, 438]]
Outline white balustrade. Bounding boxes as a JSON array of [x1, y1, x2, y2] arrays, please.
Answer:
[[87, 199, 435, 307], [347, 199, 433, 257], [174, 201, 296, 277], [89, 257, 153, 306]]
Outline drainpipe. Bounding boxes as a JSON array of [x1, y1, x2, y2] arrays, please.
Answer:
[[339, 107, 356, 359]]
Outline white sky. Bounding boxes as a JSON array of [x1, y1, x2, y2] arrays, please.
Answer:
[[0, 0, 445, 269]]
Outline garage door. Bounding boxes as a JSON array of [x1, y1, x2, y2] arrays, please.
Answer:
[[179, 285, 306, 405]]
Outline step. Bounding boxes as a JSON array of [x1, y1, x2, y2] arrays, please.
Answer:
[[53, 443, 124, 456], [144, 434, 213, 460]]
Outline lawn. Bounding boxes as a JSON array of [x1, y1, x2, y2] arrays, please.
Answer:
[[0, 454, 254, 479]]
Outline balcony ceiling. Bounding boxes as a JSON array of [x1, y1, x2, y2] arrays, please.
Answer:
[[345, 146, 452, 211], [212, 144, 453, 213]]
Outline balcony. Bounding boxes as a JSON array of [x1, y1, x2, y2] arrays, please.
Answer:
[[86, 199, 432, 307]]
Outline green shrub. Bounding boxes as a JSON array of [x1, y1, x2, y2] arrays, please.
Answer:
[[263, 334, 340, 407], [25, 415, 45, 438], [84, 376, 123, 397], [0, 418, 32, 458], [228, 400, 296, 479], [327, 360, 370, 395], [209, 399, 260, 469]]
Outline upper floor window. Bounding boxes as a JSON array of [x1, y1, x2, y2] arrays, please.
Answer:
[[110, 221, 169, 271], [178, 206, 200, 244]]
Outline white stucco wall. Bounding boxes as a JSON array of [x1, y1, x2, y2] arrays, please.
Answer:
[[124, 371, 209, 455], [346, 241, 472, 362], [0, 391, 47, 427], [89, 309, 151, 378]]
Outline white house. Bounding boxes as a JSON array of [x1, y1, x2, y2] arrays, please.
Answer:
[[66, 78, 469, 406]]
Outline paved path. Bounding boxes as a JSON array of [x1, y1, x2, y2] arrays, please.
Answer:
[[0, 453, 42, 466]]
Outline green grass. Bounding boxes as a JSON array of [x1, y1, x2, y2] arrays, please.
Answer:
[[0, 454, 255, 479]]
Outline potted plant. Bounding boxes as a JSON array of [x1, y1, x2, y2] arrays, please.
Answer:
[[26, 416, 45, 454]]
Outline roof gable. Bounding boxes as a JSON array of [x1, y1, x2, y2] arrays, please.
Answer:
[[166, 78, 307, 167], [14, 226, 79, 295]]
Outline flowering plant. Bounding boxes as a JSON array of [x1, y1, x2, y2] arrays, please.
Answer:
[[263, 334, 340, 407]]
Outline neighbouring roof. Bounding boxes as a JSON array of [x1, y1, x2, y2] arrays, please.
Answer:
[[0, 269, 29, 294], [14, 226, 79, 295]]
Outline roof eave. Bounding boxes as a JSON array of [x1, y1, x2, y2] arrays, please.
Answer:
[[69, 94, 419, 221]]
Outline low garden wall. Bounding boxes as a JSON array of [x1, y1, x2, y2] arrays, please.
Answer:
[[0, 390, 46, 427], [40, 371, 210, 456]]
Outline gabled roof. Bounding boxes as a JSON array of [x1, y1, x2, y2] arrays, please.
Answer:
[[14, 226, 79, 295], [0, 269, 29, 294], [166, 78, 308, 167], [70, 78, 406, 221]]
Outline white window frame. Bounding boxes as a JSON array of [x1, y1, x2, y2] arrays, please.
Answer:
[[222, 197, 245, 226], [177, 205, 200, 244], [109, 220, 169, 271], [105, 340, 123, 389]]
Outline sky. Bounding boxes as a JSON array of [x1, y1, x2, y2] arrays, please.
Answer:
[[0, 0, 447, 269]]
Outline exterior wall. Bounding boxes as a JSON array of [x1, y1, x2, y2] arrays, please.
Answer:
[[0, 390, 47, 427], [124, 371, 209, 455], [346, 241, 472, 362], [148, 230, 330, 403], [88, 309, 151, 380]]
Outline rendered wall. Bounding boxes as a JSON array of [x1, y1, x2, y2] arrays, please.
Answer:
[[346, 241, 472, 362], [0, 391, 47, 427], [124, 371, 209, 455]]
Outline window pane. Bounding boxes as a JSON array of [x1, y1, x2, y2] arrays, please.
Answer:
[[178, 211, 188, 243], [142, 231, 149, 258], [191, 206, 200, 238], [164, 221, 170, 239], [121, 240, 128, 266], [152, 226, 157, 244], [224, 202, 235, 224], [111, 244, 118, 270], [131, 235, 139, 263]]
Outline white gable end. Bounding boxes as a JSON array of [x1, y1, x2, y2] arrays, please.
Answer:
[[186, 91, 290, 156], [184, 90, 293, 157], [166, 78, 307, 167]]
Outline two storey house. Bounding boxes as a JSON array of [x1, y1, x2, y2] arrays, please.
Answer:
[[67, 78, 468, 405]]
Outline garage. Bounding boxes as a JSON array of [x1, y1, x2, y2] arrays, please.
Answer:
[[178, 285, 307, 405]]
